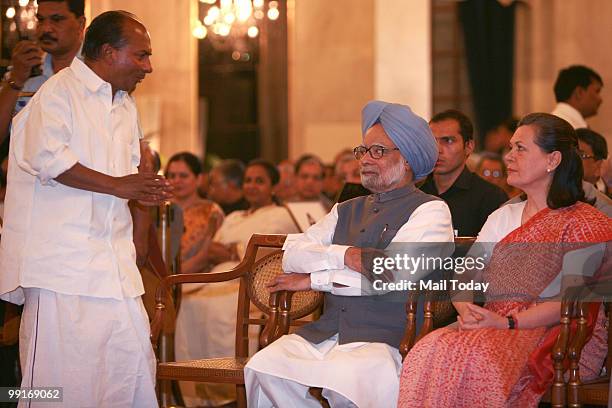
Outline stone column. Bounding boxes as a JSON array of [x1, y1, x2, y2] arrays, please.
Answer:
[[89, 0, 200, 160]]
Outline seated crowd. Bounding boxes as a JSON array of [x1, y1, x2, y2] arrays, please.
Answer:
[[149, 98, 610, 408], [0, 4, 608, 404]]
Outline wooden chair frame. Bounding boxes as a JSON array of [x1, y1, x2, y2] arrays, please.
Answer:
[[399, 236, 477, 359], [549, 282, 611, 407], [150, 233, 323, 408]]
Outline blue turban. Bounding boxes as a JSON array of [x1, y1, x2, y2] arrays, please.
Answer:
[[361, 100, 438, 180]]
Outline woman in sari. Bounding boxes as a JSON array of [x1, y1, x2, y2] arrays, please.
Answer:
[[175, 159, 300, 407], [166, 152, 224, 274], [398, 113, 611, 407]]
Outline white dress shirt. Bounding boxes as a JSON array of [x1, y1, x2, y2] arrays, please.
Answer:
[[551, 102, 588, 129], [0, 57, 143, 304], [282, 200, 454, 295]]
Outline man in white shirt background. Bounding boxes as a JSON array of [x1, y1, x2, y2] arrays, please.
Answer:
[[0, 11, 172, 406], [551, 65, 603, 129], [550, 65, 612, 203], [0, 0, 85, 148]]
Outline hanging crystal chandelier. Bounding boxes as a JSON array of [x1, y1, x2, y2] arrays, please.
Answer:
[[193, 0, 280, 51], [4, 0, 38, 40]]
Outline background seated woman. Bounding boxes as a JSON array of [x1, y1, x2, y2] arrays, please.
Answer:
[[166, 152, 224, 275], [175, 159, 300, 407], [398, 113, 611, 408]]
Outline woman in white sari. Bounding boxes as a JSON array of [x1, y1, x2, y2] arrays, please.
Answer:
[[175, 159, 300, 407]]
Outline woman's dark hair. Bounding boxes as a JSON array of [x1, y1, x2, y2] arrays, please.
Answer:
[[83, 10, 138, 61], [246, 159, 280, 186], [165, 152, 203, 177], [517, 113, 585, 209]]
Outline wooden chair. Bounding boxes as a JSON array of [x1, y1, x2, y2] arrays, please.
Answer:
[[150, 233, 323, 408], [399, 236, 477, 358], [549, 281, 611, 407]]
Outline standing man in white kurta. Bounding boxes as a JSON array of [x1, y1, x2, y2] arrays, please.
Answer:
[[245, 101, 455, 407], [0, 11, 171, 407], [551, 65, 603, 129]]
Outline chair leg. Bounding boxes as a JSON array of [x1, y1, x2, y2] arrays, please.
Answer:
[[171, 380, 185, 407], [157, 333, 185, 408], [237, 384, 247, 408]]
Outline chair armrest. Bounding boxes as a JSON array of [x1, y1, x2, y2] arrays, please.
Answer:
[[551, 292, 575, 406], [150, 257, 252, 348], [416, 293, 435, 343], [567, 299, 594, 405], [260, 291, 282, 348], [400, 292, 419, 360]]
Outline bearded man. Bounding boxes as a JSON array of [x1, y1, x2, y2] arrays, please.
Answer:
[[244, 101, 454, 407]]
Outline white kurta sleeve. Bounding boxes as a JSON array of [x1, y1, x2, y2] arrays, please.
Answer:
[[282, 199, 454, 295], [13, 88, 78, 186], [332, 200, 454, 295], [133, 101, 144, 174], [282, 204, 349, 273], [377, 200, 455, 284]]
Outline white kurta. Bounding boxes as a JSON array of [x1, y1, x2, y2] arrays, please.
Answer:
[[245, 200, 454, 407], [551, 102, 588, 129], [175, 205, 299, 407], [0, 57, 144, 303], [0, 57, 155, 406]]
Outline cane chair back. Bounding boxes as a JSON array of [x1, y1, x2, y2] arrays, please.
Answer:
[[151, 233, 323, 408], [247, 250, 321, 319]]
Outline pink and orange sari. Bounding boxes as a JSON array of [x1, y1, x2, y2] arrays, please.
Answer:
[[398, 202, 611, 407]]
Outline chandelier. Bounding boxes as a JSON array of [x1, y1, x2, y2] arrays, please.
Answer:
[[192, 0, 280, 54], [4, 0, 38, 41]]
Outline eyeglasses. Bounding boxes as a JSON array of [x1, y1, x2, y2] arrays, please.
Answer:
[[578, 151, 596, 160], [481, 169, 502, 178], [353, 145, 400, 160]]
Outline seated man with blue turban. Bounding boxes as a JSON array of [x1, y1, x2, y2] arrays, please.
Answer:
[[244, 101, 455, 407]]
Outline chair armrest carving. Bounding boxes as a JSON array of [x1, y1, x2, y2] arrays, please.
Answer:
[[551, 294, 575, 407], [260, 292, 281, 348], [400, 292, 419, 360], [150, 257, 252, 347], [417, 293, 435, 343], [567, 300, 591, 406]]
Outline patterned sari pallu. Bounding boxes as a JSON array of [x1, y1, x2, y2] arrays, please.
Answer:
[[398, 203, 611, 408]]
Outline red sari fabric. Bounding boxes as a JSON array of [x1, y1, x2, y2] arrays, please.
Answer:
[[398, 203, 612, 408]]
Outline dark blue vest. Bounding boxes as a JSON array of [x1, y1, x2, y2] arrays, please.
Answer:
[[296, 184, 440, 348]]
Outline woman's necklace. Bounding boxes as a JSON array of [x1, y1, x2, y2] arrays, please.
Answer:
[[521, 200, 542, 224]]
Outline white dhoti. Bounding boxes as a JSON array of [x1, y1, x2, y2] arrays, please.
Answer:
[[245, 333, 402, 408], [19, 288, 157, 408]]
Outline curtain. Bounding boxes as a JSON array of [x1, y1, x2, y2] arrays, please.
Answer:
[[459, 0, 516, 144]]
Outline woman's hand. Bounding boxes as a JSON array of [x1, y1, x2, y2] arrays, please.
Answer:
[[454, 301, 481, 323], [458, 303, 507, 330]]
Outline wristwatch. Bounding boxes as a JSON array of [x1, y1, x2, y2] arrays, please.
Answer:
[[6, 73, 24, 91]]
